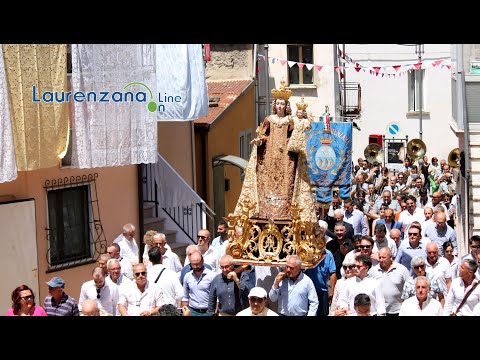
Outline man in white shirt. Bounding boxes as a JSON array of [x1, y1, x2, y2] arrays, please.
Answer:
[[113, 223, 139, 269], [153, 232, 183, 273], [117, 263, 164, 316], [185, 229, 219, 273], [107, 243, 133, 280], [147, 246, 184, 307], [399, 276, 443, 316], [79, 267, 119, 316]]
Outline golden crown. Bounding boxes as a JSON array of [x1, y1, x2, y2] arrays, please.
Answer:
[[271, 80, 292, 100], [296, 97, 308, 111]]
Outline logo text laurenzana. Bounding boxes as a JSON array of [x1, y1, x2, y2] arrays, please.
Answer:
[[31, 82, 181, 113]]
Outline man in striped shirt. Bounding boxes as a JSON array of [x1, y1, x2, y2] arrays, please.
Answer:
[[44, 277, 80, 316]]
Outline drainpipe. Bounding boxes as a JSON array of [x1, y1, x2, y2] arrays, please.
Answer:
[[457, 43, 471, 243], [264, 44, 270, 116], [253, 44, 259, 126]]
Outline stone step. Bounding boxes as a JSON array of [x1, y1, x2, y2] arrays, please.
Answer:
[[143, 202, 156, 219], [143, 216, 166, 232]]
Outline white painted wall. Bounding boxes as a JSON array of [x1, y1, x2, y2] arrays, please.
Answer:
[[267, 44, 336, 119], [343, 44, 456, 166]]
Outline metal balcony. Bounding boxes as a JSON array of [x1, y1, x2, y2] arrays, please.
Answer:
[[339, 82, 361, 116]]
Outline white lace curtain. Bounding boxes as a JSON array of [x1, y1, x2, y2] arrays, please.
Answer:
[[0, 46, 17, 183], [71, 44, 158, 168], [155, 44, 208, 121]]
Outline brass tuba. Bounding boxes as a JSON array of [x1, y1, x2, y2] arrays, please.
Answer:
[[448, 148, 460, 168], [407, 138, 427, 162], [364, 143, 384, 164]]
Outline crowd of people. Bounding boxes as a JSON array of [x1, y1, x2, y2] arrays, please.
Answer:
[[6, 81, 479, 317]]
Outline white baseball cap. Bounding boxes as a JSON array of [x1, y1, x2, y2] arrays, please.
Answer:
[[248, 287, 267, 299]]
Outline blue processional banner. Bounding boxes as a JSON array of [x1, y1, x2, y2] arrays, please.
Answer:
[[305, 122, 352, 204]]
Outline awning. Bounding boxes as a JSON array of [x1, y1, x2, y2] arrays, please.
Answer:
[[213, 155, 249, 170]]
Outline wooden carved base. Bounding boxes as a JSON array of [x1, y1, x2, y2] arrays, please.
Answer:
[[225, 201, 326, 269]]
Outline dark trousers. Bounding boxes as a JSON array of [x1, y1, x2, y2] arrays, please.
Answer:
[[316, 291, 329, 317]]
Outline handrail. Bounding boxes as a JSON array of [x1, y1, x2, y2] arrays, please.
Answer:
[[142, 153, 216, 243]]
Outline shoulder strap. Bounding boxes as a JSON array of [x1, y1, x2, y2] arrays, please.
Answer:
[[455, 281, 479, 314], [154, 268, 166, 284]]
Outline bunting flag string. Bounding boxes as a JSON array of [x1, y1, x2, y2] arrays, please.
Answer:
[[257, 52, 452, 79]]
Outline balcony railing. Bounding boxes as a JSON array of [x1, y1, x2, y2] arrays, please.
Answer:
[[339, 82, 361, 115]]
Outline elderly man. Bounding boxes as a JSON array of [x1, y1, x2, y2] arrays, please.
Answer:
[[269, 255, 318, 316], [80, 299, 100, 316], [370, 248, 410, 316], [236, 287, 278, 316], [113, 223, 139, 268], [43, 277, 79, 316], [107, 243, 133, 280], [152, 232, 183, 273], [424, 212, 457, 256], [401, 256, 445, 306], [105, 258, 132, 288], [399, 276, 443, 316], [425, 242, 452, 297], [207, 254, 252, 316]]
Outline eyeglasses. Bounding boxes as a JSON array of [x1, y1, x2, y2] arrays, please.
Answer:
[[358, 245, 371, 249], [134, 271, 147, 277], [20, 295, 34, 301], [109, 267, 121, 271], [249, 297, 264, 303], [354, 246, 362, 250], [96, 288, 101, 299], [342, 265, 357, 270], [408, 232, 420, 236], [413, 264, 425, 270], [471, 245, 480, 249], [197, 235, 208, 240]]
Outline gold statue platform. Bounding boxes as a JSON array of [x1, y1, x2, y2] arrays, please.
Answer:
[[225, 200, 326, 269]]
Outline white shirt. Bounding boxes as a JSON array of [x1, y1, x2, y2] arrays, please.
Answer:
[[114, 234, 139, 266], [79, 280, 119, 316], [236, 307, 278, 316], [425, 257, 452, 297], [185, 246, 220, 273], [161, 249, 183, 273], [118, 280, 165, 316], [142, 243, 172, 269], [372, 236, 398, 258], [398, 208, 425, 240], [211, 235, 227, 253], [443, 278, 480, 316], [399, 296, 443, 316], [338, 276, 386, 316], [147, 264, 184, 306]]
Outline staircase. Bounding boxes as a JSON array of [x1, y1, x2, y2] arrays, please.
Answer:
[[140, 153, 216, 267], [143, 203, 188, 265]]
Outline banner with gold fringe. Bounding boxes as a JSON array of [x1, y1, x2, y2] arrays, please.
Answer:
[[305, 121, 352, 204]]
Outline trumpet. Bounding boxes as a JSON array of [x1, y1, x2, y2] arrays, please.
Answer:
[[394, 185, 410, 198]]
